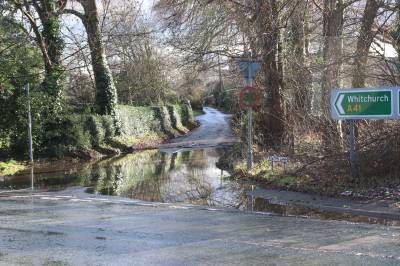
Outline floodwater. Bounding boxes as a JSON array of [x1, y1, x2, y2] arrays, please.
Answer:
[[84, 148, 248, 207], [2, 147, 400, 226], [0, 148, 250, 208]]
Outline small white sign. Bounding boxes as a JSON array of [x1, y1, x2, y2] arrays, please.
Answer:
[[267, 155, 288, 164]]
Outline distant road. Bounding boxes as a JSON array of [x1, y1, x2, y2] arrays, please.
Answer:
[[160, 106, 236, 152]]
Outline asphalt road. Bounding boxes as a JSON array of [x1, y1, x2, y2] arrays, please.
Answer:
[[160, 107, 236, 152], [0, 193, 399, 266]]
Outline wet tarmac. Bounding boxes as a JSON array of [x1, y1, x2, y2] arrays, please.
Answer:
[[0, 194, 400, 265], [160, 106, 236, 152]]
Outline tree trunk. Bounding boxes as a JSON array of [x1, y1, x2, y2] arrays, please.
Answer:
[[393, 0, 400, 79], [77, 0, 118, 119], [350, 0, 382, 156], [289, 0, 312, 117], [255, 0, 285, 149], [352, 0, 382, 88], [321, 0, 345, 151]]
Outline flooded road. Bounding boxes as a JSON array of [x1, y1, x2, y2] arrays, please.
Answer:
[[1, 111, 400, 265], [1, 147, 249, 207], [0, 107, 245, 208], [84, 148, 249, 207], [2, 107, 400, 227], [3, 147, 400, 227]]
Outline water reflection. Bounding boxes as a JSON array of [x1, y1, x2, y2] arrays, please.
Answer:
[[86, 149, 247, 206], [1, 148, 246, 207], [3, 148, 400, 226], [0, 165, 82, 191]]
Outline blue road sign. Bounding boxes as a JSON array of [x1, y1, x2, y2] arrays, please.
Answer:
[[236, 60, 261, 84]]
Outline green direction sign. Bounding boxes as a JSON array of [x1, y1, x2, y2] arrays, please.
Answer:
[[331, 88, 395, 120], [399, 90, 400, 116]]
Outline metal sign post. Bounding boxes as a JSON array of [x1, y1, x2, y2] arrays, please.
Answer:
[[26, 84, 33, 164], [237, 58, 261, 170], [25, 84, 34, 190], [348, 120, 357, 178], [246, 63, 253, 170]]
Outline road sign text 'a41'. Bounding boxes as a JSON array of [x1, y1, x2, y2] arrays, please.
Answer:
[[331, 88, 399, 120]]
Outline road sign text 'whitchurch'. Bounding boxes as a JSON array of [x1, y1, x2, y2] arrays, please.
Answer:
[[331, 87, 400, 120]]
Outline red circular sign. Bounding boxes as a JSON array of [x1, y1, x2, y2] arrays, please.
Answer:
[[239, 86, 262, 109]]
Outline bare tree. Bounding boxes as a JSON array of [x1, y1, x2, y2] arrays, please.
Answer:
[[320, 0, 347, 150], [352, 0, 385, 88]]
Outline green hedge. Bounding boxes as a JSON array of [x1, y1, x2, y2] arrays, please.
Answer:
[[63, 114, 115, 149], [175, 102, 197, 129], [63, 103, 196, 150], [117, 105, 157, 137]]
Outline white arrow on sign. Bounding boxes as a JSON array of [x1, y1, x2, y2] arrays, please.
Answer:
[[335, 94, 345, 115]]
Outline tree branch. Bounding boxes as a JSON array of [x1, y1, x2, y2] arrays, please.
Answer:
[[63, 8, 85, 21], [13, 0, 52, 68]]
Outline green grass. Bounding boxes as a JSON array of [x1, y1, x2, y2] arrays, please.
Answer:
[[0, 160, 26, 176], [234, 159, 302, 188], [274, 175, 298, 186]]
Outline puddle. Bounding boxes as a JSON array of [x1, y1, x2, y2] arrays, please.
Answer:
[[239, 196, 400, 226], [2, 147, 400, 226]]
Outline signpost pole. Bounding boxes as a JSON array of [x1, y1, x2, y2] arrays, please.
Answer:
[[25, 83, 34, 190], [348, 120, 358, 178], [237, 56, 261, 170], [247, 108, 253, 170], [246, 66, 253, 170]]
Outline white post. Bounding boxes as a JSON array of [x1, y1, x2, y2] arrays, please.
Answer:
[[26, 84, 33, 163], [25, 84, 34, 190]]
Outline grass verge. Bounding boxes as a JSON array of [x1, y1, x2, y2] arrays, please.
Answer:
[[0, 160, 26, 176]]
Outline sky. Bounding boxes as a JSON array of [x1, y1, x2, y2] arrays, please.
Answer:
[[142, 0, 156, 14]]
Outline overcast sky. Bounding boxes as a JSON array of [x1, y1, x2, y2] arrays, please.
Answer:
[[142, 0, 155, 13]]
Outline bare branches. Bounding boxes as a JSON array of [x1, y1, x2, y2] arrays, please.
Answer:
[[13, 0, 52, 68], [63, 8, 85, 20]]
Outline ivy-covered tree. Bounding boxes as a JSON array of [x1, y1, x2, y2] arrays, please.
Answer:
[[12, 0, 66, 113], [5, 0, 68, 155], [64, 0, 118, 122]]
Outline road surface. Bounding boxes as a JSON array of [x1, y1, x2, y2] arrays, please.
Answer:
[[160, 107, 236, 152], [0, 193, 399, 265]]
